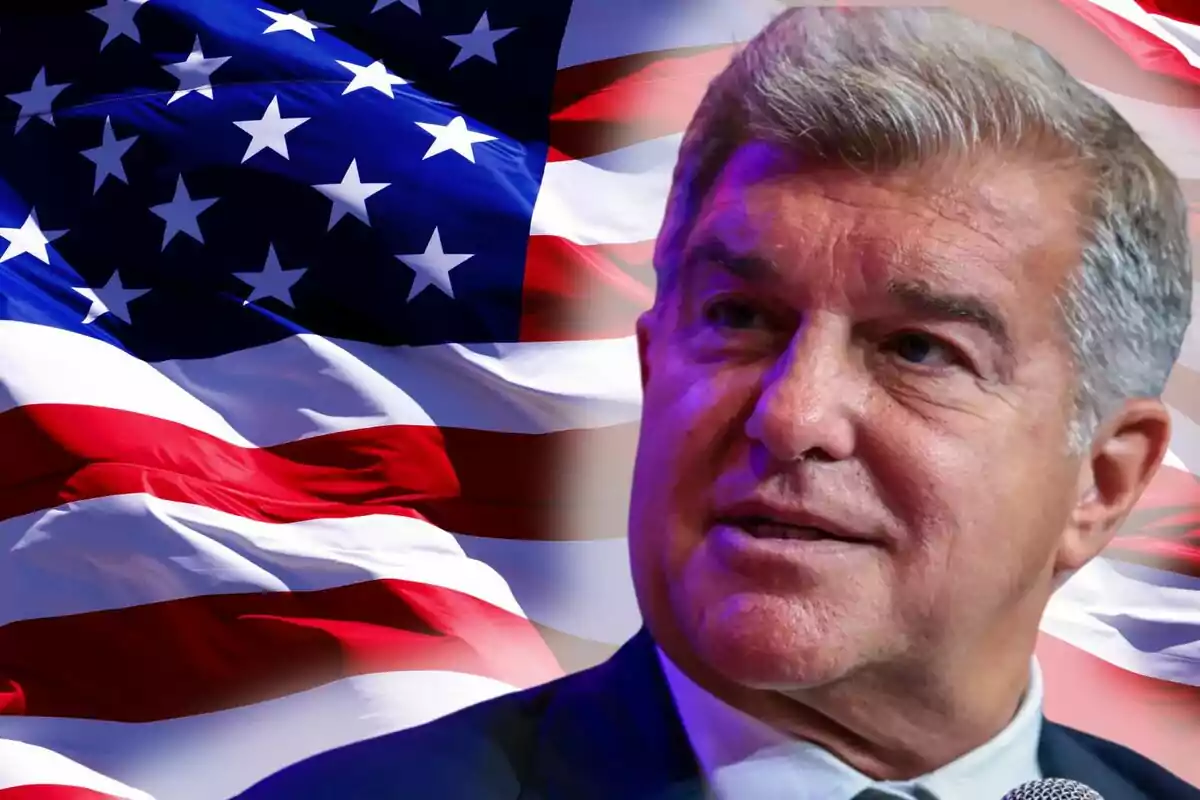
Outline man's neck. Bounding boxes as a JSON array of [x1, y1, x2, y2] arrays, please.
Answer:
[[657, 630, 1038, 781]]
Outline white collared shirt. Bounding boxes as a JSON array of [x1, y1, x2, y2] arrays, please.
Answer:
[[657, 648, 1044, 800]]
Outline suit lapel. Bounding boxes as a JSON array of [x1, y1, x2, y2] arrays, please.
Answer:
[[1038, 722, 1147, 800], [523, 628, 705, 799]]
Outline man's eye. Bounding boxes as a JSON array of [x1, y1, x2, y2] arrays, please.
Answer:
[[883, 332, 962, 368], [702, 298, 770, 330]]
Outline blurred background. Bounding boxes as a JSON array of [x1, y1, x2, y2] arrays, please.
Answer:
[[0, 1, 1196, 797]]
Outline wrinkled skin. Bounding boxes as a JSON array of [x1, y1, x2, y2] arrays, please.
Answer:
[[629, 142, 1171, 776]]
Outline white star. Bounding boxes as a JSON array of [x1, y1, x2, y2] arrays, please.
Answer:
[[6, 67, 71, 133], [149, 175, 220, 249], [444, 12, 517, 69], [162, 36, 231, 104], [0, 210, 67, 264], [235, 243, 306, 307], [336, 59, 407, 98], [74, 271, 149, 325], [415, 116, 497, 163], [87, 0, 149, 51], [81, 115, 138, 193], [395, 227, 473, 301], [371, 0, 419, 13], [233, 96, 309, 162], [258, 8, 328, 41], [312, 159, 390, 230]]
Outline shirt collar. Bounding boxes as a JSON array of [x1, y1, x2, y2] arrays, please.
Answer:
[[657, 647, 1044, 800]]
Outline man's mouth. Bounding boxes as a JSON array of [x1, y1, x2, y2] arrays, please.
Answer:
[[721, 516, 849, 542]]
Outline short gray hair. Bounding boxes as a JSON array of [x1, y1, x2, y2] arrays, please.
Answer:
[[654, 5, 1192, 451]]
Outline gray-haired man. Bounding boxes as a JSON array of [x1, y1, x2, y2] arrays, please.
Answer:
[[238, 7, 1198, 799]]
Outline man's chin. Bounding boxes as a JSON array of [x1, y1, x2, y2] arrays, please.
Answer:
[[683, 596, 863, 690], [699, 642, 855, 691]]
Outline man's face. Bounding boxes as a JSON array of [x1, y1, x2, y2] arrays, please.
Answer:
[[630, 142, 1089, 688]]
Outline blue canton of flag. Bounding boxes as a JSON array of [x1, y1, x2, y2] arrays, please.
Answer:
[[0, 0, 573, 359]]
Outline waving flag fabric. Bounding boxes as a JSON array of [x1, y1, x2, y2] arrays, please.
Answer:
[[0, 1, 1196, 797]]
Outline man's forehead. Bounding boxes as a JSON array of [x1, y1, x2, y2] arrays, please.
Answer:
[[682, 224, 1003, 301], [690, 183, 1006, 284], [704, 139, 1062, 225], [688, 143, 1083, 294]]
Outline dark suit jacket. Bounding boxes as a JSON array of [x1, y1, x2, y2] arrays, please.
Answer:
[[237, 629, 1199, 799]]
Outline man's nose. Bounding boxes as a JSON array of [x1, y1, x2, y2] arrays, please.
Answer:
[[743, 323, 860, 464]]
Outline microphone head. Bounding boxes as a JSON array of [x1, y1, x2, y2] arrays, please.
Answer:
[[1002, 778, 1104, 800]]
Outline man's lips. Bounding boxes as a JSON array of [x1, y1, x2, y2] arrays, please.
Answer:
[[707, 516, 879, 576], [719, 516, 853, 542], [712, 500, 876, 545]]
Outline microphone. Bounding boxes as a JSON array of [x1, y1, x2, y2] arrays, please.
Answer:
[[1001, 778, 1104, 799]]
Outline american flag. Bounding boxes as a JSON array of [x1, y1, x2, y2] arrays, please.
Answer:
[[0, 0, 1196, 797]]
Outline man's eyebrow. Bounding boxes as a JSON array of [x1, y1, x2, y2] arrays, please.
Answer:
[[681, 236, 779, 281], [887, 279, 1012, 353], [682, 239, 1014, 351]]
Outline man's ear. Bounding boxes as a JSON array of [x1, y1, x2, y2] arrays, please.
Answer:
[[1057, 398, 1172, 574]]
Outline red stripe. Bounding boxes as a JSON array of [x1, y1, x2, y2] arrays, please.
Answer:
[[519, 236, 653, 342], [548, 45, 736, 162], [1136, 0, 1200, 26], [1059, 0, 1200, 86], [1106, 464, 1200, 576], [0, 578, 562, 723], [0, 403, 636, 541], [1037, 632, 1200, 787], [0, 789, 124, 800]]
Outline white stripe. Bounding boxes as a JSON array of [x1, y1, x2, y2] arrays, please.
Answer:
[[454, 533, 641, 645], [534, 105, 1197, 249], [0, 322, 642, 446], [0, 670, 517, 800], [533, 134, 680, 245], [1175, 280, 1200, 373], [0, 494, 526, 627], [1044, 556, 1200, 687], [557, 0, 780, 69], [1162, 447, 1188, 471], [1082, 0, 1200, 68], [1154, 14, 1200, 64], [0, 739, 155, 799], [1166, 404, 1200, 476]]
